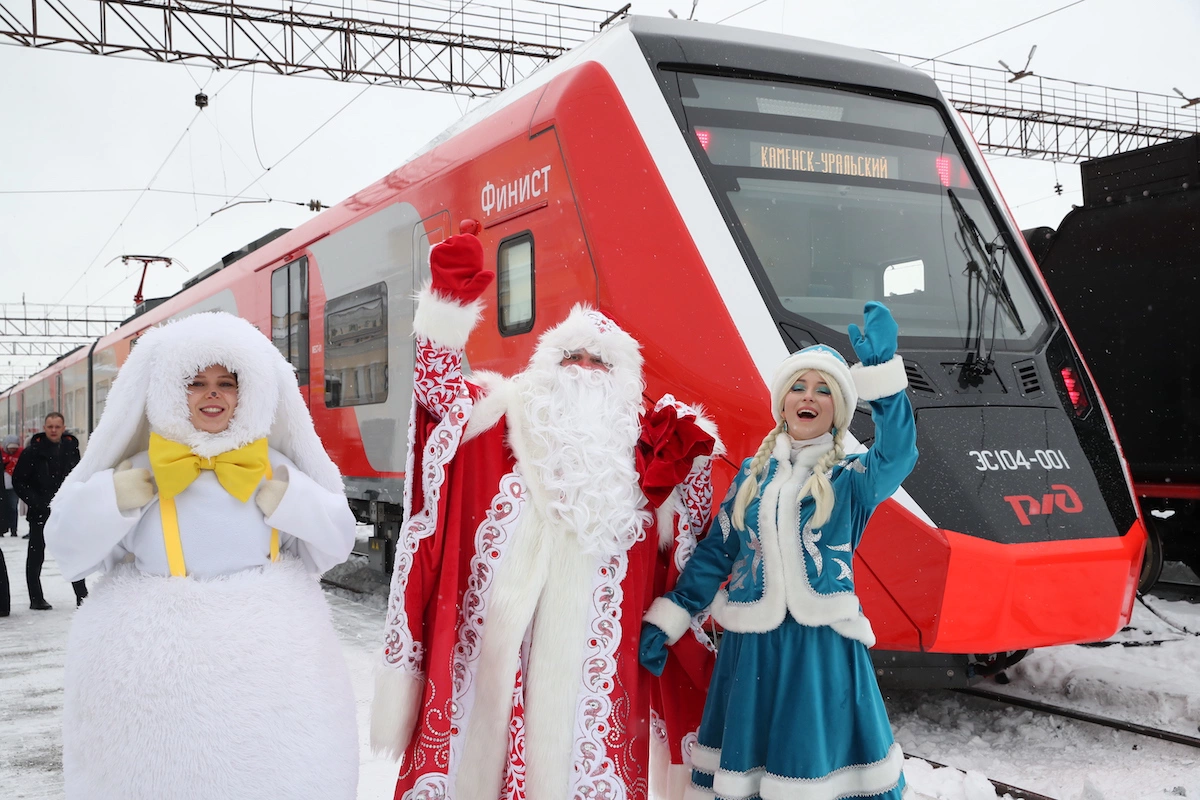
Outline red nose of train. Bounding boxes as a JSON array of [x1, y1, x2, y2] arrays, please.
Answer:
[[855, 499, 1145, 654]]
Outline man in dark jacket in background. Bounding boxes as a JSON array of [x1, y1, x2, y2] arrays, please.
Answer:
[[13, 412, 87, 610]]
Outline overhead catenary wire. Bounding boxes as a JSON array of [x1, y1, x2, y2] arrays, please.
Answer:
[[913, 0, 1089, 66], [156, 80, 374, 257], [54, 108, 204, 306], [715, 0, 770, 25], [0, 188, 294, 201]]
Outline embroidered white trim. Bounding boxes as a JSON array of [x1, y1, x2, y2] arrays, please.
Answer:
[[382, 384, 469, 672], [569, 552, 628, 800], [446, 472, 527, 781], [851, 354, 908, 402], [710, 433, 875, 644], [695, 742, 904, 800], [757, 742, 904, 800], [681, 730, 700, 770], [650, 707, 669, 747], [644, 596, 692, 646], [401, 772, 448, 800], [673, 470, 718, 652], [710, 438, 796, 633]]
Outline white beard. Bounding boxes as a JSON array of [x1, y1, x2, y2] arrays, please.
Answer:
[[513, 364, 651, 557]]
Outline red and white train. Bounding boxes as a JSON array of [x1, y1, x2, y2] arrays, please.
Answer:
[[1, 16, 1146, 682]]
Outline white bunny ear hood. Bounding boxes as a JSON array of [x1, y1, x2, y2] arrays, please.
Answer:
[[63, 311, 343, 494]]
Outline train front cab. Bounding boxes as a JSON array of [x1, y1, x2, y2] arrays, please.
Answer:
[[624, 21, 1144, 684]]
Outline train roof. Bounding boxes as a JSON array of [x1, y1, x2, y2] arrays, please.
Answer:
[[411, 15, 939, 162], [625, 15, 939, 99]]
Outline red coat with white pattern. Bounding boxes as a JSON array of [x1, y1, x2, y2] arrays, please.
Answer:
[[374, 319, 716, 800]]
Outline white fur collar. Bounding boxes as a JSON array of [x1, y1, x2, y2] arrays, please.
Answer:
[[773, 430, 832, 470]]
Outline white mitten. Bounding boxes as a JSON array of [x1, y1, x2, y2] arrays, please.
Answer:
[[256, 479, 288, 518], [113, 462, 155, 512]]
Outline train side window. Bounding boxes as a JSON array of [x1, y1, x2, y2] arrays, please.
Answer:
[[271, 257, 310, 388], [497, 233, 535, 336], [324, 282, 388, 408]]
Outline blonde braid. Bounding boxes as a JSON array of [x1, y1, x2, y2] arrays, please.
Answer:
[[730, 421, 785, 530], [799, 435, 845, 529]]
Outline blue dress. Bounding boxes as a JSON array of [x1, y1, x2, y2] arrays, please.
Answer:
[[652, 375, 917, 800]]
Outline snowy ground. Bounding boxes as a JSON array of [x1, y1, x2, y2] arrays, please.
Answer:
[[3, 524, 1199, 800]]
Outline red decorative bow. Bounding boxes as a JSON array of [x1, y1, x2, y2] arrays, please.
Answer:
[[636, 405, 716, 509]]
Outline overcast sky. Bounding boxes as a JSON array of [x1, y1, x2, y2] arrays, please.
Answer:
[[1, 0, 1197, 335]]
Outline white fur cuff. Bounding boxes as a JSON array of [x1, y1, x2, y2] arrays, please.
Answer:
[[412, 286, 483, 350], [369, 663, 426, 761], [644, 596, 692, 646], [689, 406, 725, 458], [851, 354, 908, 402]]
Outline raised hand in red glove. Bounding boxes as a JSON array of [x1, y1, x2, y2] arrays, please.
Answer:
[[430, 234, 494, 304]]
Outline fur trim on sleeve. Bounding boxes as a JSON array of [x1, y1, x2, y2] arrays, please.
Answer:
[[851, 354, 908, 402], [369, 663, 426, 761], [644, 596, 693, 646], [412, 285, 483, 351], [463, 370, 512, 441], [686, 404, 725, 459]]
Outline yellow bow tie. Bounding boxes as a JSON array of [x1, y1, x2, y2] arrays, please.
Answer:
[[149, 433, 270, 503]]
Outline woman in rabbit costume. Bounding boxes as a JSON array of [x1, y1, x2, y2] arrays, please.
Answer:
[[45, 311, 359, 800]]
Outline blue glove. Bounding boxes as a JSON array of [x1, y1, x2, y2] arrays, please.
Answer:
[[846, 301, 899, 366], [639, 622, 670, 677]]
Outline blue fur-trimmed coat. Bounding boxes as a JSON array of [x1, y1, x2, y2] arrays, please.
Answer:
[[643, 356, 918, 800], [646, 361, 918, 646]]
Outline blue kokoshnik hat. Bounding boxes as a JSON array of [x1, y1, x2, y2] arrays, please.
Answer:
[[768, 344, 857, 427]]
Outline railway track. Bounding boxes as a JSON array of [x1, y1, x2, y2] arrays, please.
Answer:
[[908, 683, 1200, 799], [955, 686, 1200, 750], [906, 756, 1059, 800]]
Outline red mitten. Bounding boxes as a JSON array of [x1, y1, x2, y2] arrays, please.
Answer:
[[430, 234, 494, 304]]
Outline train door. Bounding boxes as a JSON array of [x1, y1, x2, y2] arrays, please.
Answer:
[[413, 210, 451, 289], [308, 201, 430, 501], [270, 257, 311, 403]]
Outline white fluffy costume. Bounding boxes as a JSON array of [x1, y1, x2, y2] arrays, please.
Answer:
[[45, 312, 359, 800]]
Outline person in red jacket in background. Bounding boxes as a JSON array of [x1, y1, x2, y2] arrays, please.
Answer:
[[0, 434, 17, 616], [1, 434, 22, 537]]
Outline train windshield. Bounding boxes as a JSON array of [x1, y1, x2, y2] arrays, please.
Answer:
[[675, 73, 1047, 347]]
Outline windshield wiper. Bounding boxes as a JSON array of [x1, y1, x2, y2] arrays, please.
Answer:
[[946, 189, 1026, 380]]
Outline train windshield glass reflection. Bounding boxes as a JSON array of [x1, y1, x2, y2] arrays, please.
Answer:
[[678, 74, 1047, 346]]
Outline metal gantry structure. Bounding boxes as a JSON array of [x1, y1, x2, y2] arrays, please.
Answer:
[[885, 53, 1200, 163], [0, 0, 622, 93], [0, 304, 132, 338], [0, 304, 131, 387]]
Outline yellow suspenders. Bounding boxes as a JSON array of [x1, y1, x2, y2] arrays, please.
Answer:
[[158, 462, 280, 578]]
